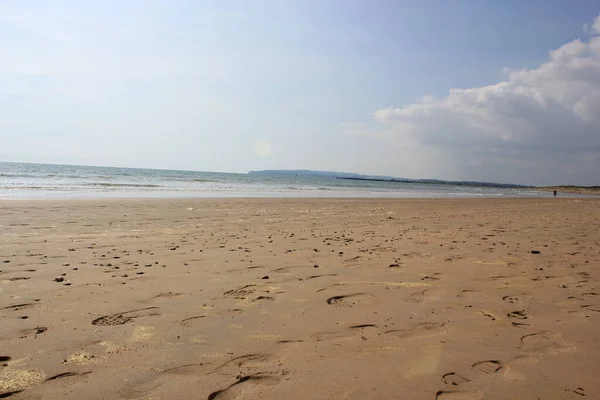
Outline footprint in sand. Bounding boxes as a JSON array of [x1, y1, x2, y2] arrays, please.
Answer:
[[312, 324, 379, 342], [92, 315, 130, 326], [19, 326, 48, 339], [44, 371, 91, 383], [207, 373, 286, 400], [435, 391, 483, 400], [162, 363, 210, 376], [275, 339, 304, 346], [206, 353, 290, 400], [443, 360, 503, 384], [519, 332, 575, 354], [437, 360, 503, 399], [581, 304, 600, 312], [481, 312, 497, 322], [180, 315, 206, 327], [2, 303, 38, 312], [471, 360, 503, 375], [315, 283, 346, 293], [92, 307, 159, 326], [142, 292, 183, 303], [8, 277, 30, 281], [118, 376, 165, 399], [510, 321, 531, 328], [507, 310, 528, 321], [305, 274, 338, 280], [325, 293, 370, 306], [223, 285, 257, 299], [409, 289, 428, 304], [441, 372, 471, 386], [457, 290, 481, 299], [213, 353, 274, 376], [253, 296, 275, 302], [270, 267, 291, 274], [385, 322, 446, 339], [489, 275, 512, 281], [271, 266, 310, 275], [502, 294, 533, 306]]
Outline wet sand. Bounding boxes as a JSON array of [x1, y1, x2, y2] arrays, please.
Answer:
[[1, 198, 599, 400], [534, 186, 600, 196]]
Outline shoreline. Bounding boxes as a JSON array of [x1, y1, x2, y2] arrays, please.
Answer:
[[0, 190, 593, 202], [533, 186, 600, 196], [0, 196, 596, 206]]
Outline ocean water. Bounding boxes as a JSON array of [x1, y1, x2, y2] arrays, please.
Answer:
[[0, 161, 561, 199]]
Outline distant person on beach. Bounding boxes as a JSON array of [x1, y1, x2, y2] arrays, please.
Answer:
[[554, 190, 557, 197]]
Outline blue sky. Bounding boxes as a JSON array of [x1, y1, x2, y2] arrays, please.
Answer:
[[1, 1, 600, 185]]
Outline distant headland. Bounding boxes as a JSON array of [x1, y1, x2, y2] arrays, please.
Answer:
[[248, 170, 531, 189]]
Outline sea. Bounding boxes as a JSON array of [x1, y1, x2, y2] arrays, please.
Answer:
[[0, 162, 571, 199]]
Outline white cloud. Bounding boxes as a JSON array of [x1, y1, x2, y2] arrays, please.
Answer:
[[583, 14, 600, 34], [370, 17, 600, 186], [593, 13, 600, 34]]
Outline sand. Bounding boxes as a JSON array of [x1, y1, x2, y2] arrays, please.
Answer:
[[1, 198, 599, 400]]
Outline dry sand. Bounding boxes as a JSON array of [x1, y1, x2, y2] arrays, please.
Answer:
[[1, 198, 599, 400]]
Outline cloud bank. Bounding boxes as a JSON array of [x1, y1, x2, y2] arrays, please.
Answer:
[[371, 15, 600, 186]]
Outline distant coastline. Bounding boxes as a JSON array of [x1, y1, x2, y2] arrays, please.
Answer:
[[249, 169, 531, 189], [335, 176, 530, 189]]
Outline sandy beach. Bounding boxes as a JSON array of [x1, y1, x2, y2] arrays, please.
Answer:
[[1, 198, 599, 400]]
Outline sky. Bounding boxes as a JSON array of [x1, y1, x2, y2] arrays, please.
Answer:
[[1, 1, 600, 186]]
